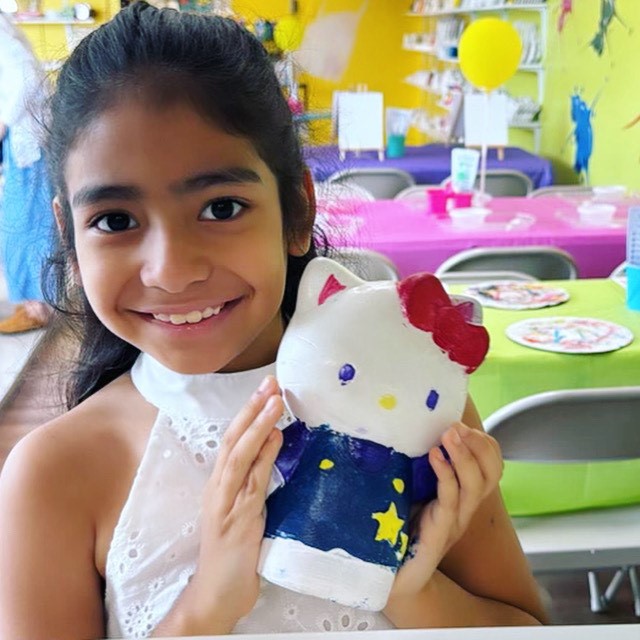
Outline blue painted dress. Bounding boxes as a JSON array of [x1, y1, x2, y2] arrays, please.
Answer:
[[266, 421, 438, 569]]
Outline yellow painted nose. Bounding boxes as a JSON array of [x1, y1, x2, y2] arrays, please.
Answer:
[[379, 394, 397, 410]]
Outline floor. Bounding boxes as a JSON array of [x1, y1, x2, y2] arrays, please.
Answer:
[[0, 271, 637, 628]]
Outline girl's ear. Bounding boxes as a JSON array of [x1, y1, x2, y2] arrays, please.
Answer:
[[288, 167, 317, 257], [53, 196, 82, 286]]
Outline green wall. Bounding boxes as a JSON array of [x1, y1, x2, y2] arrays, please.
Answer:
[[541, 0, 640, 188]]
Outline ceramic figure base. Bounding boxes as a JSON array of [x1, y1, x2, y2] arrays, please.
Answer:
[[259, 536, 394, 611]]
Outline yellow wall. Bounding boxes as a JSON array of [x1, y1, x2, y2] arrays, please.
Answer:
[[17, 0, 120, 65], [541, 0, 640, 188], [234, 1, 424, 144]]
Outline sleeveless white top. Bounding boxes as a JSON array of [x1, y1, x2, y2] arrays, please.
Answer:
[[105, 353, 393, 638]]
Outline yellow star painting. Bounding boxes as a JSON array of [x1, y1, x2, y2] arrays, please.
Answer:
[[371, 502, 405, 547]]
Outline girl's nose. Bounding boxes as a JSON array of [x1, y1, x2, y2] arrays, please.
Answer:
[[139, 228, 211, 293]]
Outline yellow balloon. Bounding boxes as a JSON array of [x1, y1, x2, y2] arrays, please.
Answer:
[[274, 15, 304, 53], [458, 18, 522, 91]]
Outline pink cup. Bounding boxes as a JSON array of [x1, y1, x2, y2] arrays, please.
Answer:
[[447, 192, 473, 209], [425, 188, 449, 216]]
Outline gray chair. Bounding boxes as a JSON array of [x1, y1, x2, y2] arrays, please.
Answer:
[[437, 270, 537, 287], [528, 185, 594, 199], [327, 168, 415, 200], [442, 169, 534, 197], [610, 261, 627, 280], [393, 184, 439, 200], [484, 387, 640, 616], [435, 245, 579, 281], [314, 180, 375, 203], [332, 247, 400, 281]]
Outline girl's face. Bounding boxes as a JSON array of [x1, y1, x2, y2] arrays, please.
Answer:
[[61, 100, 311, 374]]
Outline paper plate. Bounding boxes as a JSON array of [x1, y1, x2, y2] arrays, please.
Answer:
[[506, 316, 634, 354], [464, 281, 570, 310]]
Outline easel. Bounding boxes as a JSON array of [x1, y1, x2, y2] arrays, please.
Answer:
[[332, 90, 385, 161]]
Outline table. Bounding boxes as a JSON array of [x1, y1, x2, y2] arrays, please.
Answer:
[[321, 196, 628, 279], [154, 625, 640, 640], [448, 279, 640, 420], [304, 143, 554, 188]]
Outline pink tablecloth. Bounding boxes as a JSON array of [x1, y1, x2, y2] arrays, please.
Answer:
[[321, 196, 629, 278]]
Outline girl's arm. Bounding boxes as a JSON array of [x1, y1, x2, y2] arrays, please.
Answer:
[[0, 425, 105, 639], [385, 395, 548, 628]]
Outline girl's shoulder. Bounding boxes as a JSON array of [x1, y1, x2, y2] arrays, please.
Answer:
[[0, 373, 157, 525]]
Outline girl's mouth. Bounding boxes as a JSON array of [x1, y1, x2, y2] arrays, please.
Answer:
[[150, 302, 226, 326]]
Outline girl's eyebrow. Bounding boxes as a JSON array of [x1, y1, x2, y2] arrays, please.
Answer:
[[171, 167, 263, 194], [71, 167, 263, 208]]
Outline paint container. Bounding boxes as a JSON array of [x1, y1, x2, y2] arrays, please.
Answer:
[[447, 191, 473, 210], [450, 147, 480, 193], [425, 187, 449, 216], [627, 265, 640, 311], [386, 134, 406, 158]]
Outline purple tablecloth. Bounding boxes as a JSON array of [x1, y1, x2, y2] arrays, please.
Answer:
[[304, 143, 554, 189]]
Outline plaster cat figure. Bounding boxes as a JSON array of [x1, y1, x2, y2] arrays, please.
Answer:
[[258, 257, 489, 611]]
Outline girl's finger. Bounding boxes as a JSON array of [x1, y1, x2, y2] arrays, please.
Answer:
[[219, 395, 284, 502], [241, 428, 283, 504], [429, 446, 459, 513], [215, 376, 278, 478], [442, 426, 484, 512], [459, 429, 504, 490]]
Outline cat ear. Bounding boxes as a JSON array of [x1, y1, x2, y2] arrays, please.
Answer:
[[296, 257, 364, 313]]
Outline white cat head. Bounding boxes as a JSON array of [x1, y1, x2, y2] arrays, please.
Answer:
[[276, 257, 489, 457]]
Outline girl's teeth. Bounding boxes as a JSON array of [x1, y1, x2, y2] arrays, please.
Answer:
[[154, 304, 224, 325]]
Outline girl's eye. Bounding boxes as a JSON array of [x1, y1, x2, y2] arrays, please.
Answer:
[[338, 363, 356, 386], [200, 199, 245, 221], [93, 212, 137, 233]]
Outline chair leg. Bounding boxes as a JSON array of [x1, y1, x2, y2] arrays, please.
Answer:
[[588, 571, 607, 613], [629, 566, 640, 617], [603, 569, 627, 603]]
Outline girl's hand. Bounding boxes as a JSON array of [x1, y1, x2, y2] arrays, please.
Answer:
[[389, 423, 503, 601], [182, 375, 284, 632]]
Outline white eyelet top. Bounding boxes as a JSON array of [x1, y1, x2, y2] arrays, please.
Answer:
[[104, 353, 393, 638]]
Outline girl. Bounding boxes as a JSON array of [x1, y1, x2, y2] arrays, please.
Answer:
[[0, 3, 546, 638]]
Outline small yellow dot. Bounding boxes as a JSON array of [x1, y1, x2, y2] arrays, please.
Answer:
[[392, 478, 405, 493], [319, 459, 334, 470], [379, 394, 397, 410]]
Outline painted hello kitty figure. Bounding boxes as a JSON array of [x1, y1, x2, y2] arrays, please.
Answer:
[[258, 257, 489, 611]]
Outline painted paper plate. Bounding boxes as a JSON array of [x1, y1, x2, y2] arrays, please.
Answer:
[[506, 316, 634, 354], [464, 281, 570, 310]]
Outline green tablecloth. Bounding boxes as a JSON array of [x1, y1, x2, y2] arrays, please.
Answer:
[[451, 279, 640, 420], [451, 279, 640, 515]]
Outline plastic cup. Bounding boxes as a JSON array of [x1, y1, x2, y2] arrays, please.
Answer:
[[386, 134, 406, 158], [425, 187, 449, 216]]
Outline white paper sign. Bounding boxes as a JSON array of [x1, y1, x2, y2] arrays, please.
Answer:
[[334, 91, 384, 155], [463, 92, 508, 147]]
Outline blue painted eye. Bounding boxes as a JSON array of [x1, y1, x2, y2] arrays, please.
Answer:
[[426, 389, 439, 411], [339, 363, 356, 385]]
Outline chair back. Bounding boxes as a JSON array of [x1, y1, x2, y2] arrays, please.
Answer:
[[332, 248, 400, 281], [435, 246, 579, 280], [528, 185, 594, 198], [485, 387, 640, 462], [437, 270, 537, 287], [393, 185, 438, 200], [327, 168, 415, 200], [609, 261, 627, 279], [314, 181, 375, 203], [442, 169, 533, 197]]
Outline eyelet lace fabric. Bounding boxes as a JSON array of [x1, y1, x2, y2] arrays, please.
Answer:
[[105, 354, 392, 637]]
